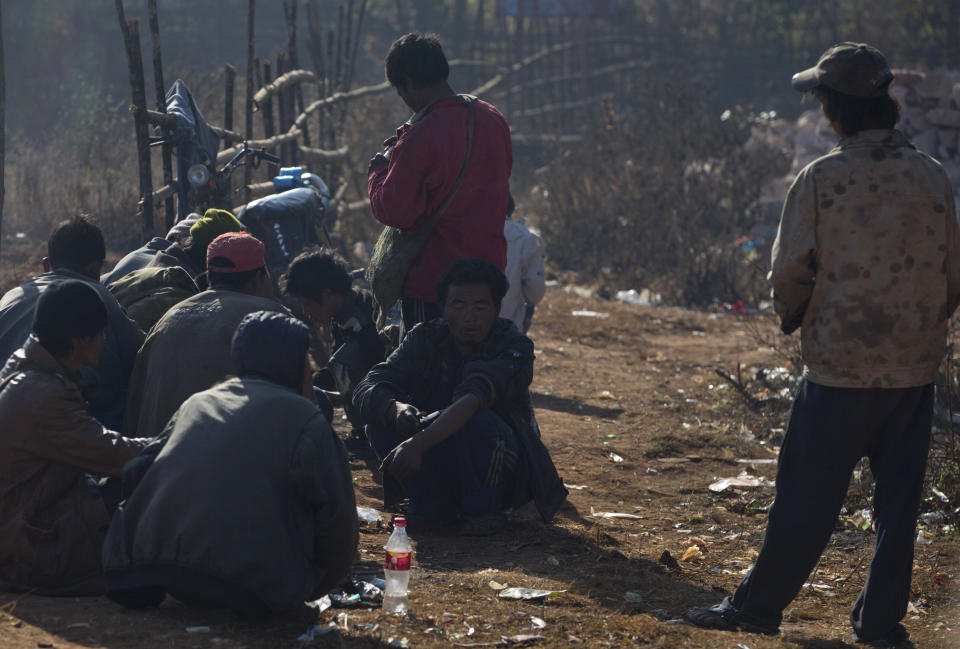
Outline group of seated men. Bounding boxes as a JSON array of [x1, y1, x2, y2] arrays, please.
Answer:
[[0, 214, 565, 615]]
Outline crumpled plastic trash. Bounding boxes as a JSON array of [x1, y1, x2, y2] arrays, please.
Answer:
[[357, 506, 382, 525], [681, 545, 703, 562], [571, 310, 610, 318], [502, 634, 546, 644], [530, 616, 546, 629], [498, 587, 566, 601], [590, 507, 641, 520], [306, 595, 332, 612], [297, 622, 337, 644], [615, 288, 661, 306], [709, 472, 774, 492], [609, 452, 625, 463], [916, 529, 934, 545]]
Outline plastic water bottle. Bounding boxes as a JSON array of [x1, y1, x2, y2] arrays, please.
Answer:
[[383, 516, 412, 614]]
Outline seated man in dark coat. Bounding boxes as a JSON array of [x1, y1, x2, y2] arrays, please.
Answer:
[[0, 281, 149, 594], [281, 249, 387, 426], [353, 258, 566, 532], [103, 311, 358, 616]]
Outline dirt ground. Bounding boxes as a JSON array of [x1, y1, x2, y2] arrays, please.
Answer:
[[1, 284, 958, 649]]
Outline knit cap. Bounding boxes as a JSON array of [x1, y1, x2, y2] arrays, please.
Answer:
[[231, 310, 310, 391], [188, 208, 244, 252]]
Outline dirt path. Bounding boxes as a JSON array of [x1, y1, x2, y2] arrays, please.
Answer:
[[1, 287, 957, 649]]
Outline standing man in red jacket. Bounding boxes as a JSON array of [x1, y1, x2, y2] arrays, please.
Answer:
[[368, 33, 512, 332]]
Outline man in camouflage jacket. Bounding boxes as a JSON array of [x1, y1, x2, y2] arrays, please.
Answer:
[[688, 43, 960, 646]]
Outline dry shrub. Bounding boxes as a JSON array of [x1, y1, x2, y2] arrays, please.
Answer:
[[5, 102, 141, 255], [532, 81, 790, 306]]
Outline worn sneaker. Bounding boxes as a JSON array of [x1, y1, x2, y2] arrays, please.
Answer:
[[686, 605, 779, 635]]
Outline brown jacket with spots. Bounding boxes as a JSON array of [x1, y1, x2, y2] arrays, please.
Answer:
[[770, 129, 960, 388]]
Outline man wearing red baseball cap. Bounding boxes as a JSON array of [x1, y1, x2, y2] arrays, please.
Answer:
[[125, 233, 286, 439]]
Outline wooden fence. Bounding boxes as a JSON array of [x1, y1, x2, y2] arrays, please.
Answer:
[[115, 0, 646, 237]]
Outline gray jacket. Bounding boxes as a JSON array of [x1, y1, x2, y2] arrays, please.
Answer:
[[102, 377, 358, 611], [771, 129, 960, 387], [0, 269, 144, 411]]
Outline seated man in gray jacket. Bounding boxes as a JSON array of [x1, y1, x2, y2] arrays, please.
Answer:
[[0, 216, 144, 430], [103, 311, 358, 616], [353, 259, 566, 534]]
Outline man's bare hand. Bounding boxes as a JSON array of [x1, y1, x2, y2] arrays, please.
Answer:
[[382, 135, 399, 148], [380, 437, 423, 480], [388, 401, 421, 437], [368, 152, 389, 175]]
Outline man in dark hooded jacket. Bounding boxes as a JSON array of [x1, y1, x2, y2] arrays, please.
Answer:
[[103, 311, 358, 615]]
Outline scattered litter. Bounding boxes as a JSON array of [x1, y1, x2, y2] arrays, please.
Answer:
[[664, 618, 686, 624], [498, 587, 566, 601], [735, 458, 776, 465], [330, 592, 362, 607], [709, 472, 774, 492], [388, 637, 409, 648], [624, 591, 646, 603], [502, 634, 546, 644], [615, 288, 661, 306], [681, 545, 703, 562], [606, 434, 617, 439], [563, 285, 593, 298], [737, 644, 752, 649], [646, 467, 658, 474], [571, 310, 609, 319], [297, 622, 337, 644], [738, 424, 755, 441], [658, 550, 680, 569], [567, 634, 583, 643], [802, 583, 834, 591], [916, 529, 934, 545], [590, 507, 641, 520], [596, 390, 618, 401], [186, 626, 211, 633], [545, 555, 560, 567], [564, 483, 588, 490], [530, 616, 546, 629], [336, 612, 349, 630], [608, 452, 624, 463], [489, 580, 507, 590], [357, 506, 382, 524], [306, 595, 332, 613], [931, 487, 950, 503], [682, 537, 707, 548]]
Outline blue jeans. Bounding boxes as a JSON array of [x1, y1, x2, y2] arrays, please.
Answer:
[[366, 409, 520, 519]]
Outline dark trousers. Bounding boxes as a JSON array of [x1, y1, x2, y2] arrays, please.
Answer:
[[365, 409, 519, 520], [722, 380, 932, 641]]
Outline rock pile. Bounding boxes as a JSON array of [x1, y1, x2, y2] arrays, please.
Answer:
[[751, 68, 960, 226]]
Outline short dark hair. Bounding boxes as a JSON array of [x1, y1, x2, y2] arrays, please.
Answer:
[[207, 256, 266, 290], [385, 33, 449, 89], [33, 280, 107, 358], [281, 248, 352, 302], [436, 258, 508, 308], [815, 84, 900, 135], [48, 215, 106, 270]]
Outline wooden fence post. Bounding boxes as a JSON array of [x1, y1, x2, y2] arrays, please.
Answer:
[[244, 0, 256, 204], [147, 0, 174, 230], [224, 64, 236, 132], [115, 1, 155, 236], [0, 2, 5, 259]]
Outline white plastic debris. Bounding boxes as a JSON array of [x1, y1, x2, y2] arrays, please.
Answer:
[[356, 506, 382, 524], [709, 472, 774, 492]]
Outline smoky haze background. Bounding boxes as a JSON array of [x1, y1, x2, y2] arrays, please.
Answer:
[[2, 0, 959, 304]]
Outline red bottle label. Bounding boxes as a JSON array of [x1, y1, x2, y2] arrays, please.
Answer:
[[385, 550, 411, 571]]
